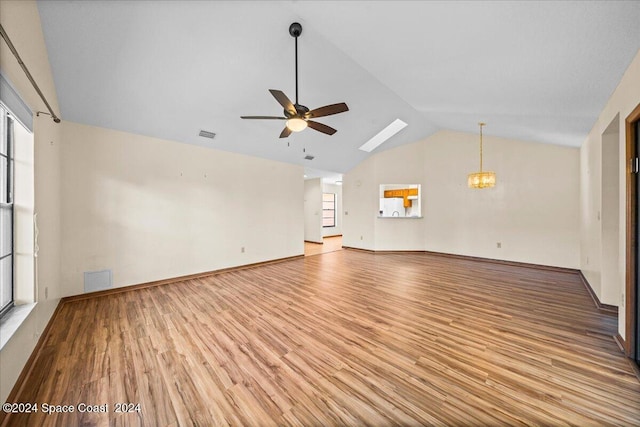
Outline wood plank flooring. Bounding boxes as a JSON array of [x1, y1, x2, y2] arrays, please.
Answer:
[[304, 236, 343, 257], [3, 250, 640, 426]]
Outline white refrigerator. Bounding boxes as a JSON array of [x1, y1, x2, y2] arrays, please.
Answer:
[[379, 198, 405, 217]]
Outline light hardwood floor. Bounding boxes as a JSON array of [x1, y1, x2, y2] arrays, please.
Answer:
[[304, 236, 343, 257], [2, 250, 640, 426]]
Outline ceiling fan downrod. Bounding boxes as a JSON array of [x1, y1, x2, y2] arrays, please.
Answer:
[[289, 22, 302, 106]]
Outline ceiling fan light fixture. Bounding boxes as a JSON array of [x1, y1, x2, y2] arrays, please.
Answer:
[[286, 117, 308, 132]]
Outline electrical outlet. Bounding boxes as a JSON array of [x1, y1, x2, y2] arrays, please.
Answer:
[[586, 256, 589, 265], [45, 287, 48, 300], [496, 242, 501, 248], [241, 247, 245, 253], [621, 294, 625, 307], [360, 235, 363, 240]]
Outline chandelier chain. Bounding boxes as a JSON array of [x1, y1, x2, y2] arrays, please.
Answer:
[[479, 123, 484, 172]]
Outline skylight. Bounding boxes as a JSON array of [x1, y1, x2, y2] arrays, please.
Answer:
[[358, 119, 408, 153]]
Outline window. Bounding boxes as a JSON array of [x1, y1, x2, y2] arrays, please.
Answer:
[[1, 105, 14, 317], [322, 193, 336, 228]]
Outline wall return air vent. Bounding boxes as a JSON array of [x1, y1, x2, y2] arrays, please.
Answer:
[[198, 130, 216, 139]]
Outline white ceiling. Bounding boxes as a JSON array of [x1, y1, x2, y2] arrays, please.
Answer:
[[37, 1, 640, 176]]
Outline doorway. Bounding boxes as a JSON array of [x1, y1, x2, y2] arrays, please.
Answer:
[[303, 174, 343, 255], [625, 103, 640, 365], [304, 236, 343, 257], [636, 119, 640, 365]]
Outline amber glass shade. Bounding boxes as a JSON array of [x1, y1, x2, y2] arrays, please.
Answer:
[[468, 171, 496, 189]]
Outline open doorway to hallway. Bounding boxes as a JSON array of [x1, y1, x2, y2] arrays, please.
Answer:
[[304, 170, 343, 255], [304, 235, 343, 256]]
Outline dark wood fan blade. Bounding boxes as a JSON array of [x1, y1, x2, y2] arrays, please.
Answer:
[[240, 116, 286, 120], [269, 90, 296, 115], [279, 126, 292, 138], [308, 103, 349, 118], [307, 120, 337, 135]]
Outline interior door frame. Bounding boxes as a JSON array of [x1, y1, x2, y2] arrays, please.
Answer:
[[625, 103, 640, 357]]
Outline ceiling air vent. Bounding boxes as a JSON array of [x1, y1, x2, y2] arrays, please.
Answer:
[[198, 130, 216, 139], [304, 155, 315, 160]]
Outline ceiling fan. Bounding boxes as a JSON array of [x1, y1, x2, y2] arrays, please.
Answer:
[[241, 22, 349, 138]]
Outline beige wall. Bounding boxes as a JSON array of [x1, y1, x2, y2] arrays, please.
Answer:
[[343, 140, 427, 251], [343, 153, 377, 250], [0, 0, 63, 402], [373, 140, 426, 251], [580, 49, 640, 337], [344, 130, 580, 268], [425, 130, 579, 267], [60, 121, 304, 297]]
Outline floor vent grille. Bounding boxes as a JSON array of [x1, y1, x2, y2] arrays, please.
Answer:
[[84, 269, 112, 293]]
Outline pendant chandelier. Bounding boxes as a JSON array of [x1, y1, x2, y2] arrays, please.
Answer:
[[468, 122, 496, 189]]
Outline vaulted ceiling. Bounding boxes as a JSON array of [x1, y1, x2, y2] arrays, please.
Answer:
[[37, 1, 640, 176]]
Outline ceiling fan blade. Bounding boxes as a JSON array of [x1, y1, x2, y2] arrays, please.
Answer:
[[307, 120, 337, 136], [308, 102, 349, 119], [240, 116, 286, 120], [269, 89, 296, 115], [279, 126, 292, 138]]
